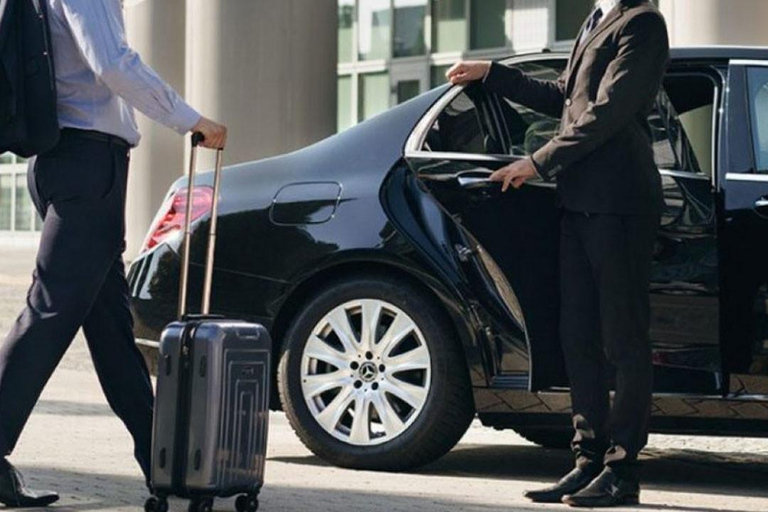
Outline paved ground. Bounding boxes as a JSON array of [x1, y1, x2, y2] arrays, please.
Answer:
[[1, 247, 768, 511]]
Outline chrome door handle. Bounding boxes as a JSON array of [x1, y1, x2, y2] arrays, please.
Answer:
[[756, 197, 768, 208]]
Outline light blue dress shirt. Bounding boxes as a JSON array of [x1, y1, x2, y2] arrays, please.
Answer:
[[47, 0, 201, 147]]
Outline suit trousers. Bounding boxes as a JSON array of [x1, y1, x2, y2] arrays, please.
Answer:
[[560, 210, 659, 473], [0, 131, 153, 479]]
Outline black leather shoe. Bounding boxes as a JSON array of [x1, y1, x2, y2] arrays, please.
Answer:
[[562, 466, 640, 508], [0, 460, 59, 508], [524, 463, 603, 503]]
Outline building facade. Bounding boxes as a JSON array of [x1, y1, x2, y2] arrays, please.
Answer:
[[3, 0, 768, 255]]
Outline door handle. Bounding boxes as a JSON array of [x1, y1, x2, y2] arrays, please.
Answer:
[[756, 197, 768, 209]]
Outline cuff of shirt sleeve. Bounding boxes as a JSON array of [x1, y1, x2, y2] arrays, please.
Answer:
[[531, 150, 560, 182], [168, 101, 202, 135]]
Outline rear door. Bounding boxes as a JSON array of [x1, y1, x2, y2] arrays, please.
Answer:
[[720, 60, 768, 396], [401, 57, 567, 390]]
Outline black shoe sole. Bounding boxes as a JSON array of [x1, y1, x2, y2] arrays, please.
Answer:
[[562, 494, 640, 508], [525, 492, 569, 504]]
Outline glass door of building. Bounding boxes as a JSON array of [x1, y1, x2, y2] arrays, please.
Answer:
[[391, 65, 429, 105]]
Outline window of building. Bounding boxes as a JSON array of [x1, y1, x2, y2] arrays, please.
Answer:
[[747, 67, 768, 173], [339, 0, 356, 63], [0, 153, 40, 233], [393, 0, 427, 58], [358, 0, 392, 61], [470, 0, 506, 50], [430, 65, 451, 88], [338, 75, 354, 132], [359, 71, 391, 121], [432, 0, 467, 53], [555, 0, 593, 42]]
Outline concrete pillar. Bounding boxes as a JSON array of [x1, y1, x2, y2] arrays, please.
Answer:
[[659, 0, 768, 47], [123, 0, 338, 260], [185, 0, 338, 170], [124, 0, 188, 259]]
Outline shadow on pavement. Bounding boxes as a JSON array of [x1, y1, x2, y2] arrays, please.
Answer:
[[272, 443, 768, 504], [16, 466, 545, 512]]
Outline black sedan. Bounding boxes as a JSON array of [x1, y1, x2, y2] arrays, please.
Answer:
[[128, 47, 768, 471]]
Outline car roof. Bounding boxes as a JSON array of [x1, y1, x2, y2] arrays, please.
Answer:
[[541, 46, 768, 63]]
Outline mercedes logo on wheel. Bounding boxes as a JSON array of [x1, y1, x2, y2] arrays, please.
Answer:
[[359, 362, 378, 383]]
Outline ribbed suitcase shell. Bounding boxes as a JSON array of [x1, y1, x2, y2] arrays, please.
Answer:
[[151, 318, 271, 497]]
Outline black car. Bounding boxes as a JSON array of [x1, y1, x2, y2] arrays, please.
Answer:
[[128, 47, 768, 472]]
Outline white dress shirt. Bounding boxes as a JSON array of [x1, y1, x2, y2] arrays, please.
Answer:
[[595, 0, 621, 24], [46, 0, 201, 147]]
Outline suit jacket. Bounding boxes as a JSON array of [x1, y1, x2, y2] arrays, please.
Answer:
[[484, 0, 670, 215]]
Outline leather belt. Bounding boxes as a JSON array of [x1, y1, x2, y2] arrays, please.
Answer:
[[60, 128, 131, 149]]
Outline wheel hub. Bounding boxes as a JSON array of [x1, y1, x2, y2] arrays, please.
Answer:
[[300, 298, 432, 446], [358, 361, 378, 382]]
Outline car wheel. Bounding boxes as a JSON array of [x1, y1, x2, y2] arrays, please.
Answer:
[[278, 275, 474, 471], [514, 428, 572, 450]]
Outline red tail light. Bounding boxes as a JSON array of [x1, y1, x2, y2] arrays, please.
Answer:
[[141, 186, 213, 253]]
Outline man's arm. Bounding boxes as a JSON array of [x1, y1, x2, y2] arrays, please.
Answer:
[[532, 12, 670, 181], [483, 63, 566, 119], [60, 0, 205, 137], [446, 60, 566, 118]]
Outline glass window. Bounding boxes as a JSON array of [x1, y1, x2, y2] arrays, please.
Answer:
[[496, 62, 564, 157], [393, 0, 427, 58], [0, 174, 12, 231], [358, 71, 390, 121], [432, 0, 467, 53], [338, 0, 355, 63], [338, 75, 354, 133], [0, 153, 13, 165], [431, 65, 451, 88], [747, 67, 768, 173], [396, 79, 421, 104], [422, 83, 493, 154], [358, 0, 391, 61], [14, 174, 31, 231], [556, 0, 593, 41], [470, 0, 506, 50]]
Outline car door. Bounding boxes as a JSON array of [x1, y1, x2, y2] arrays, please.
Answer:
[[398, 56, 568, 391], [720, 60, 768, 397]]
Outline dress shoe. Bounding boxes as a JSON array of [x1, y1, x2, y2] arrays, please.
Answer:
[[562, 466, 640, 507], [524, 463, 603, 503], [0, 459, 59, 508]]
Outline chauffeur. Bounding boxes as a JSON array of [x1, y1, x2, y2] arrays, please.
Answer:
[[447, 0, 669, 507], [0, 0, 226, 507]]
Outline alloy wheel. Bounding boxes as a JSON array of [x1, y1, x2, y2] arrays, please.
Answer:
[[300, 299, 432, 446]]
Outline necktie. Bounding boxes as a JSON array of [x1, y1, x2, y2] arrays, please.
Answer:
[[579, 7, 604, 45]]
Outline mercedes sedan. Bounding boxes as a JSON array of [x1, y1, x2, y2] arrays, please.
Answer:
[[128, 47, 768, 471]]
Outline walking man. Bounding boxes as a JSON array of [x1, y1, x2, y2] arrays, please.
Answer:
[[447, 0, 669, 507], [0, 0, 226, 506]]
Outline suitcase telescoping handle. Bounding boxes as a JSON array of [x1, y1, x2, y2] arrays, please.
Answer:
[[177, 132, 224, 320]]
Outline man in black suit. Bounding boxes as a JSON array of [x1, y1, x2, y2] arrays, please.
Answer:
[[447, 0, 669, 507]]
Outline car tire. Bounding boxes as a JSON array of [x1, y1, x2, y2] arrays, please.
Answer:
[[514, 428, 572, 450], [278, 275, 474, 471]]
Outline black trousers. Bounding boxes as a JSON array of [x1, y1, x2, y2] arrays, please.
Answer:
[[560, 210, 659, 472], [0, 131, 154, 479]]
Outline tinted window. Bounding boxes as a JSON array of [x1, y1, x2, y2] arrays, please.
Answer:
[[495, 61, 564, 157], [747, 67, 768, 173], [653, 74, 716, 176], [422, 83, 498, 154]]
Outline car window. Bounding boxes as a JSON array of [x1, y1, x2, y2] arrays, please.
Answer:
[[747, 67, 768, 173], [495, 61, 565, 157], [422, 82, 503, 154], [653, 74, 716, 177]]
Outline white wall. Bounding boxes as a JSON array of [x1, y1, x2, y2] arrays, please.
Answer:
[[659, 0, 768, 47]]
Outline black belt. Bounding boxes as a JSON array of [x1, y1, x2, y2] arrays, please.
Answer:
[[60, 128, 131, 149]]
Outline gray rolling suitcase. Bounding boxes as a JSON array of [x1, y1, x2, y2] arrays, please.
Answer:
[[145, 133, 271, 512]]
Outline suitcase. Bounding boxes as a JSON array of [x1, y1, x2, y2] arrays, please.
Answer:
[[145, 133, 271, 512]]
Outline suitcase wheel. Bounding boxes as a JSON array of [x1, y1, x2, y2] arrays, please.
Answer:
[[188, 497, 214, 512], [145, 496, 169, 512], [235, 494, 259, 512]]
